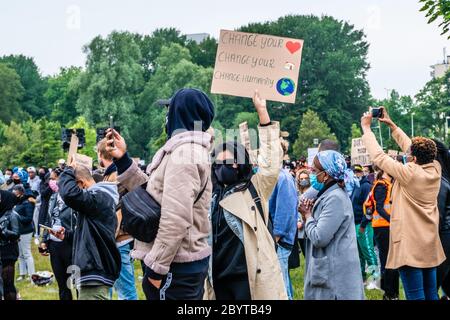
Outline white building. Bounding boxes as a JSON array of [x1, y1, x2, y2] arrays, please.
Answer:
[[431, 49, 449, 79], [186, 33, 210, 44]]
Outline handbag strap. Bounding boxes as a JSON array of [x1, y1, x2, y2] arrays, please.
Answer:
[[139, 179, 208, 204], [194, 179, 209, 204], [248, 182, 266, 224]]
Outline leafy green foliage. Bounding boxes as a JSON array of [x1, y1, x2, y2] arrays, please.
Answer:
[[0, 63, 25, 123], [0, 54, 49, 118], [420, 0, 450, 39], [45, 67, 82, 124], [292, 110, 337, 158]]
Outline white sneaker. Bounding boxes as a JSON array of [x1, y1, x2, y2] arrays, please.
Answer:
[[34, 238, 40, 245], [16, 276, 24, 282], [366, 280, 380, 290]]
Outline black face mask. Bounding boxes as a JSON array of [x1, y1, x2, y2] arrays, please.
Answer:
[[215, 164, 240, 186], [39, 172, 46, 180], [13, 179, 21, 185]]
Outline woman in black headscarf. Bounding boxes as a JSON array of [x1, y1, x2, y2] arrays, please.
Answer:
[[0, 190, 20, 300], [207, 91, 287, 300]]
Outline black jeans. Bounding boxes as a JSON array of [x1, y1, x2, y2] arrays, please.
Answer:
[[374, 227, 399, 298], [214, 276, 251, 300], [437, 231, 450, 296], [1, 259, 17, 300], [0, 253, 3, 300], [142, 267, 207, 300], [48, 240, 73, 300]]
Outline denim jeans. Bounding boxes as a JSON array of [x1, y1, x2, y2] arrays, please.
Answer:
[[277, 245, 293, 300], [113, 242, 138, 300], [399, 266, 438, 300], [18, 232, 35, 276]]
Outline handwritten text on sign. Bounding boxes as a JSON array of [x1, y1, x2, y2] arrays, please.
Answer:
[[211, 30, 304, 104]]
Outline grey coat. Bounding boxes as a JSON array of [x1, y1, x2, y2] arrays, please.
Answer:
[[304, 184, 365, 300]]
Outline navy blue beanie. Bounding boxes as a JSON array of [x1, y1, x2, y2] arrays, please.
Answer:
[[166, 88, 215, 138]]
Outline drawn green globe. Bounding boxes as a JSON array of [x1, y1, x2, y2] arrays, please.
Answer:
[[276, 78, 295, 96]]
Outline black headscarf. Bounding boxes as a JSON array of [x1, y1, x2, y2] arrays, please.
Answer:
[[166, 88, 215, 138], [211, 140, 254, 192], [0, 190, 18, 217]]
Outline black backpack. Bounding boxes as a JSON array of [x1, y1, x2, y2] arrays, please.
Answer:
[[121, 181, 208, 243]]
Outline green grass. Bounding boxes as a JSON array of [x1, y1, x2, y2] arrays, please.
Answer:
[[15, 242, 400, 300]]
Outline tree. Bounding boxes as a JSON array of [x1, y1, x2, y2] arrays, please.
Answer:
[[186, 36, 218, 68], [0, 63, 25, 123], [46, 66, 82, 124], [0, 54, 49, 118], [292, 110, 337, 158], [133, 43, 215, 158], [74, 31, 145, 155], [135, 28, 187, 81], [420, 0, 450, 39], [0, 121, 28, 168], [414, 70, 450, 142]]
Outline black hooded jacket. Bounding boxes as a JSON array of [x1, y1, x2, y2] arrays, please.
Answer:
[[58, 168, 121, 287], [211, 141, 254, 281], [0, 191, 20, 246], [166, 88, 215, 138]]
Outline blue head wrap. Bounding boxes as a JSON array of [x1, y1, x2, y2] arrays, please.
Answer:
[[316, 150, 347, 181], [14, 168, 29, 184]]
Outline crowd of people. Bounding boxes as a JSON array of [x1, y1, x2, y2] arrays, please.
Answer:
[[0, 88, 449, 301]]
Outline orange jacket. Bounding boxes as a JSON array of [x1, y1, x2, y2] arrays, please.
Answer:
[[364, 179, 392, 228]]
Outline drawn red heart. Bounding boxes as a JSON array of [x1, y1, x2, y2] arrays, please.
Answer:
[[286, 41, 301, 54]]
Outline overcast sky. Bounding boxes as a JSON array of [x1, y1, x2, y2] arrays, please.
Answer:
[[0, 0, 448, 99]]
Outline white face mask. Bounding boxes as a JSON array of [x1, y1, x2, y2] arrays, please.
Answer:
[[4, 174, 11, 181]]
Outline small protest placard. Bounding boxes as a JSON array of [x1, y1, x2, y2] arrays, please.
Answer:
[[387, 150, 399, 157], [211, 30, 304, 103], [72, 153, 93, 171], [67, 133, 79, 163], [239, 122, 251, 151], [351, 138, 371, 166]]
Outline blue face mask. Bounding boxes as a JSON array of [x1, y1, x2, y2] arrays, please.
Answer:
[[252, 166, 259, 174], [310, 173, 325, 191]]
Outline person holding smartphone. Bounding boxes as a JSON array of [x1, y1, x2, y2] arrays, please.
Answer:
[[361, 106, 445, 300], [39, 168, 77, 300]]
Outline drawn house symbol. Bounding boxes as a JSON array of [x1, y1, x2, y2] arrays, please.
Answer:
[[284, 62, 295, 70]]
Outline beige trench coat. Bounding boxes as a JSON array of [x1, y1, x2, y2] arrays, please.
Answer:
[[362, 127, 446, 269], [209, 122, 288, 300]]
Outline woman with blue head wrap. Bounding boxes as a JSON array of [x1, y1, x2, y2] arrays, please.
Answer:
[[308, 150, 347, 193], [299, 150, 365, 300]]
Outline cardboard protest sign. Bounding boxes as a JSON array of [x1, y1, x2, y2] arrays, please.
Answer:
[[239, 122, 258, 164], [239, 122, 251, 152], [351, 138, 371, 166], [387, 150, 399, 157], [67, 134, 79, 163], [72, 153, 93, 171], [211, 30, 304, 103], [307, 148, 319, 167]]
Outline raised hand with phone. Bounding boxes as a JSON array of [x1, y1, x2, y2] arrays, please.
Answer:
[[361, 106, 398, 135]]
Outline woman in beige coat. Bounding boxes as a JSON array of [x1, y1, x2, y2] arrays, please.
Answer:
[[207, 90, 287, 300], [361, 107, 445, 300]]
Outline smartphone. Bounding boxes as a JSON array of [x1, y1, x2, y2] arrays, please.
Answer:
[[39, 224, 53, 232], [371, 108, 383, 118], [109, 115, 115, 148]]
